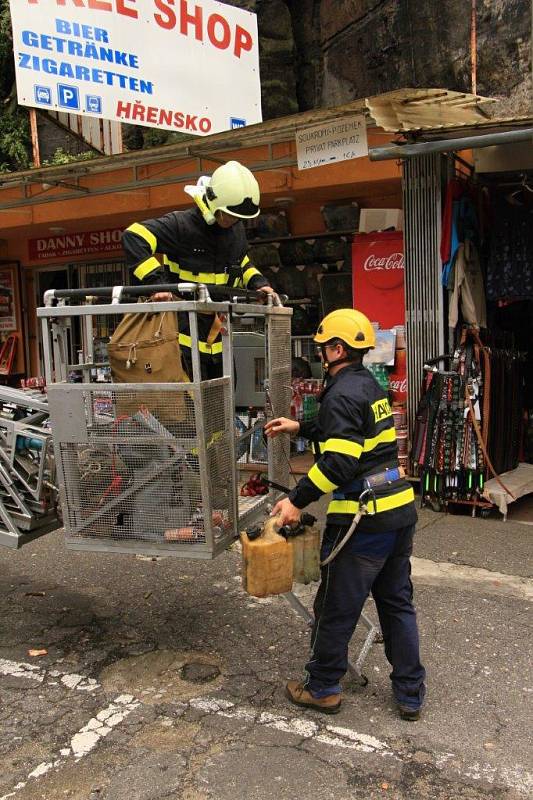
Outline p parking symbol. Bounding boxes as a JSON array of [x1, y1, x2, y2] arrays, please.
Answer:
[[58, 84, 80, 110]]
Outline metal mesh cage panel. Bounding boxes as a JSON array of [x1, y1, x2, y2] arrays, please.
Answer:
[[41, 299, 293, 557], [52, 384, 234, 556], [267, 314, 292, 488], [200, 379, 236, 536]]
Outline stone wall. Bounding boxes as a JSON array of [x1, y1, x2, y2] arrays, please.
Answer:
[[309, 0, 531, 116], [234, 0, 531, 118]]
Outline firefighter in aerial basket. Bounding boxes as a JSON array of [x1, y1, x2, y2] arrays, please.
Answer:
[[265, 308, 426, 719], [122, 160, 275, 380]]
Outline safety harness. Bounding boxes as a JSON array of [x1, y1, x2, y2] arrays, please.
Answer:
[[320, 467, 403, 565]]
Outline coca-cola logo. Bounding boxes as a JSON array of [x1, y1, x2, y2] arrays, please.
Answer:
[[389, 378, 407, 394], [363, 252, 404, 271], [361, 249, 404, 290]]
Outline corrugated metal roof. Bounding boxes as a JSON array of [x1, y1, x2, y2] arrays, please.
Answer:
[[395, 115, 533, 139], [365, 88, 495, 131]]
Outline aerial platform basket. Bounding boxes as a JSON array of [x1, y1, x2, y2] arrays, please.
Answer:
[[37, 284, 292, 558]]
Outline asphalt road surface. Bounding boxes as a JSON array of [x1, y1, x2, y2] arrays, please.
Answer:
[[1, 502, 531, 800]]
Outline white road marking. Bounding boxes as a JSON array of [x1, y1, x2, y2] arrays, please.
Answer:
[[0, 658, 99, 691], [188, 696, 532, 794], [55, 672, 99, 692], [0, 695, 139, 800], [188, 696, 393, 755], [292, 558, 533, 606], [410, 557, 533, 601], [0, 659, 43, 683]]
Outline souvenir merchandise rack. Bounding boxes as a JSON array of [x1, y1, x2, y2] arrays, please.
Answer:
[[411, 326, 524, 516]]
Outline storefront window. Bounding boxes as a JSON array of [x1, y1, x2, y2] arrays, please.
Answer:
[[36, 259, 128, 373]]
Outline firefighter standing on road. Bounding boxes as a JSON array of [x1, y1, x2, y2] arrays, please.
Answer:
[[122, 160, 274, 379], [265, 309, 426, 719]]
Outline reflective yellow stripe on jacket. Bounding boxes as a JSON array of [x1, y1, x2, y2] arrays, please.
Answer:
[[328, 487, 415, 516], [165, 256, 257, 288], [308, 463, 338, 493], [177, 269, 231, 285], [322, 438, 363, 458], [127, 222, 157, 252], [241, 256, 261, 287], [363, 427, 396, 452], [316, 428, 396, 456], [178, 333, 223, 355], [134, 256, 161, 281]]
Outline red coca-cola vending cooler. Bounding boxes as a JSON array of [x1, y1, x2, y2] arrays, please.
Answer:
[[352, 231, 407, 407], [352, 231, 405, 328]]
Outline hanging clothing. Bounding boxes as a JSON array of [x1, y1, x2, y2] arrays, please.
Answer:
[[440, 181, 479, 289], [486, 199, 533, 301], [448, 240, 487, 329], [440, 179, 464, 265]]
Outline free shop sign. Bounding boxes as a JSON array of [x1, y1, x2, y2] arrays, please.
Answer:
[[9, 0, 261, 135]]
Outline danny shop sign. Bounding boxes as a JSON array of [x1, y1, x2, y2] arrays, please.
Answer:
[[9, 0, 261, 135], [29, 227, 124, 260]]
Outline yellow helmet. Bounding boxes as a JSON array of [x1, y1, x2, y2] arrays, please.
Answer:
[[314, 308, 375, 349], [205, 160, 260, 219]]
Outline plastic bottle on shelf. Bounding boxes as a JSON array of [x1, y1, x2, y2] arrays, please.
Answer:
[[291, 388, 303, 421], [295, 436, 307, 453], [303, 393, 317, 421]]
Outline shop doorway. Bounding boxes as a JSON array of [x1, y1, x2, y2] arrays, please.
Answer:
[[405, 149, 533, 518], [35, 260, 127, 374]]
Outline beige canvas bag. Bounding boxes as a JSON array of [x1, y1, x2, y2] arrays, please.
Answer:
[[107, 309, 189, 423]]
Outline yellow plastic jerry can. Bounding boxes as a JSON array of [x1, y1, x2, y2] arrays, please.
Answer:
[[240, 515, 293, 598], [292, 523, 321, 585]]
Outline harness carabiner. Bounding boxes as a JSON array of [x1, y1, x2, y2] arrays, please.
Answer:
[[359, 485, 378, 516]]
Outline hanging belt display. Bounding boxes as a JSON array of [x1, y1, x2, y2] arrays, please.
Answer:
[[412, 327, 489, 510], [412, 326, 525, 513]]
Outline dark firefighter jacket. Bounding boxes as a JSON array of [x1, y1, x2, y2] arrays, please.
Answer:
[[288, 363, 417, 533], [122, 207, 269, 359]]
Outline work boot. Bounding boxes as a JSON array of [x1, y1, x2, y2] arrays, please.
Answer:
[[285, 680, 341, 715], [397, 704, 421, 721], [396, 684, 425, 721]]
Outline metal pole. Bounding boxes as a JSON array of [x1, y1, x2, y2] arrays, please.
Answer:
[[471, 0, 477, 96], [370, 128, 533, 161]]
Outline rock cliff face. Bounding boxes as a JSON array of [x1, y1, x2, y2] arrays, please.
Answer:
[[121, 0, 530, 151], [231, 0, 531, 118]]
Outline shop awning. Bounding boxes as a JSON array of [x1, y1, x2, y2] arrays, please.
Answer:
[[0, 87, 492, 189], [0, 86, 508, 235]]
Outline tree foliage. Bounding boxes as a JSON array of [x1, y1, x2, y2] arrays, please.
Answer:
[[0, 0, 31, 172]]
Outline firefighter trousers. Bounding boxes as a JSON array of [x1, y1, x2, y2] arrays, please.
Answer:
[[306, 523, 426, 710]]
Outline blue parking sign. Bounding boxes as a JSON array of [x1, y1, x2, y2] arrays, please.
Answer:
[[34, 86, 52, 106], [58, 84, 80, 110], [86, 95, 102, 114], [230, 117, 246, 129]]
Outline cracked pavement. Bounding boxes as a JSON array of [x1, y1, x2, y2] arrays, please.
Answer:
[[0, 500, 531, 799]]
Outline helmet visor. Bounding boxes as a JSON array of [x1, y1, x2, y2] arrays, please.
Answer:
[[224, 197, 260, 218]]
